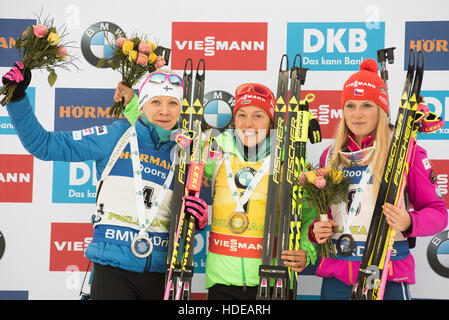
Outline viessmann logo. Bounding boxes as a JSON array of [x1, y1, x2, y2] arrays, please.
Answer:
[[171, 22, 267, 70], [50, 223, 93, 271]]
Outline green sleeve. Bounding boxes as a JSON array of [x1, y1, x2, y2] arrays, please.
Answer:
[[299, 194, 318, 267], [204, 157, 217, 179], [122, 94, 139, 125]]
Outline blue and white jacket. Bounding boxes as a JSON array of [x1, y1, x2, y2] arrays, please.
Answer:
[[7, 94, 176, 273]]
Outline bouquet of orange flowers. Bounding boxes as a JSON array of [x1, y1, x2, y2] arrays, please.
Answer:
[[97, 35, 170, 118], [0, 14, 78, 106], [298, 167, 349, 257]]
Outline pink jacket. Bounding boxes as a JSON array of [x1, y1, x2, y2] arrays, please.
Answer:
[[309, 143, 448, 285]]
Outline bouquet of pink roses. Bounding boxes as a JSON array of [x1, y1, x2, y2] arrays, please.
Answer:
[[0, 15, 77, 106], [97, 35, 170, 118], [298, 167, 349, 257]]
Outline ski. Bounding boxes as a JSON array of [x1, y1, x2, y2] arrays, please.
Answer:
[[164, 59, 206, 300], [288, 96, 322, 298], [164, 58, 194, 300], [350, 49, 425, 300], [272, 54, 307, 300], [257, 54, 290, 300], [257, 54, 320, 300]]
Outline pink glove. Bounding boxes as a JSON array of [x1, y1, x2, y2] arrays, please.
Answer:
[[2, 61, 31, 102], [3, 61, 25, 82], [183, 195, 208, 230]]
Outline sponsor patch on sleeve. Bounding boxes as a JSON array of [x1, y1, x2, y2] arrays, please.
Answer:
[[95, 125, 108, 136], [72, 130, 82, 141], [82, 127, 95, 136], [430, 169, 437, 184], [422, 158, 432, 170]]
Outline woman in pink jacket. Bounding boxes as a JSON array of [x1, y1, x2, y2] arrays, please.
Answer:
[[310, 59, 448, 300]]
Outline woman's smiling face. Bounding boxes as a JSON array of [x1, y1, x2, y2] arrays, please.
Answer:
[[343, 99, 379, 145], [234, 105, 271, 147], [141, 95, 181, 130]]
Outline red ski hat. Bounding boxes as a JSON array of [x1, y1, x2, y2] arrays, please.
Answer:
[[234, 83, 276, 120], [341, 59, 389, 114]]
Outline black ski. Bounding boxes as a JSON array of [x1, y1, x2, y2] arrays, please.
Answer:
[[165, 59, 206, 300], [272, 54, 307, 300], [257, 54, 290, 300], [164, 58, 194, 300], [350, 49, 424, 300]]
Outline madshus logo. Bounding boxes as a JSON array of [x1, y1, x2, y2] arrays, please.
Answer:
[[427, 229, 449, 278], [81, 22, 125, 68]]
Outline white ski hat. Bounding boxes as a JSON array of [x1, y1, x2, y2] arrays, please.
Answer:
[[138, 71, 184, 111]]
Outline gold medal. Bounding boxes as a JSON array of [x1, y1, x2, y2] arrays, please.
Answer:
[[227, 212, 249, 234]]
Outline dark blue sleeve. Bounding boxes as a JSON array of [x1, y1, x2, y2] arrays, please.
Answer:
[[6, 94, 125, 163]]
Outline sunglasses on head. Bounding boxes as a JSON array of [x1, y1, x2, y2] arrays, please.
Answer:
[[235, 83, 273, 99], [148, 72, 184, 89]]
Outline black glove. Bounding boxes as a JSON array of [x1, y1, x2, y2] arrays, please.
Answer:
[[2, 62, 31, 102]]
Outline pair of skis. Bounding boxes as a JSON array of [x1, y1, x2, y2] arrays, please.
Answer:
[[164, 58, 206, 300], [350, 49, 441, 300], [257, 54, 322, 300]]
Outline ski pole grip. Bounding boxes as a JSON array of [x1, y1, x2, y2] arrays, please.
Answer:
[[186, 163, 205, 192]]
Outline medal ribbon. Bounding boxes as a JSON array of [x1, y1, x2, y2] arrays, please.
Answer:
[[223, 153, 270, 213], [341, 162, 373, 235], [129, 126, 175, 234]]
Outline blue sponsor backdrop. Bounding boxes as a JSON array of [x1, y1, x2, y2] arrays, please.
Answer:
[[54, 88, 128, 131], [0, 87, 35, 135], [52, 87, 127, 203], [52, 160, 98, 203], [287, 22, 385, 71], [405, 21, 449, 71], [0, 18, 36, 67]]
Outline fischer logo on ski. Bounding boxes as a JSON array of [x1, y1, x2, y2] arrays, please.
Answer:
[[257, 54, 322, 300]]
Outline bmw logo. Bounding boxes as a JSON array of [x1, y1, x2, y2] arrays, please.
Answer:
[[427, 230, 449, 278], [81, 21, 125, 68], [235, 166, 257, 189], [203, 90, 234, 130]]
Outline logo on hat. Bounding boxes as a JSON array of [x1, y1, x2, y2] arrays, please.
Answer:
[[354, 89, 364, 96]]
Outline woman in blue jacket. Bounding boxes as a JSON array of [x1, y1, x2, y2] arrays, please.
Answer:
[[2, 63, 207, 299]]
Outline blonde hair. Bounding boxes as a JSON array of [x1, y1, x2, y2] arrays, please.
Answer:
[[329, 105, 391, 195]]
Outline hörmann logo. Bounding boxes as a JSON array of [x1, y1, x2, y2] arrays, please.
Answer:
[[171, 22, 267, 70], [405, 21, 449, 70]]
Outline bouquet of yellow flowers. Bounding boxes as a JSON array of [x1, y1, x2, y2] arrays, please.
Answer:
[[97, 35, 171, 118], [0, 15, 78, 106], [298, 167, 349, 257]]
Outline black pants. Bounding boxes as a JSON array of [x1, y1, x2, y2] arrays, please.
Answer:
[[207, 284, 259, 300], [90, 263, 165, 300]]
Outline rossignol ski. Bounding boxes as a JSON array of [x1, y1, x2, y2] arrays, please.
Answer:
[[165, 59, 206, 300], [257, 54, 321, 300], [350, 49, 443, 300]]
